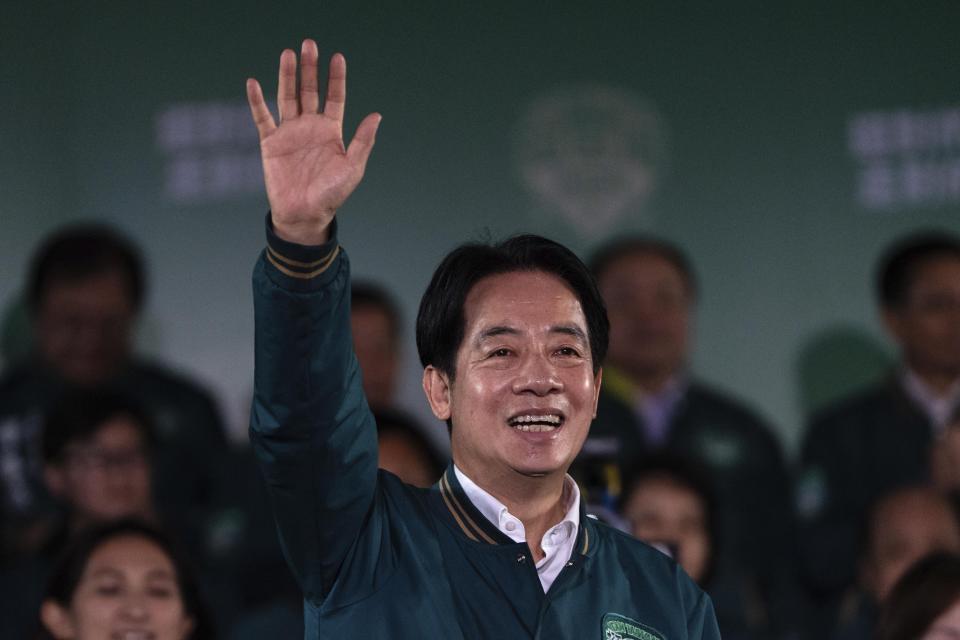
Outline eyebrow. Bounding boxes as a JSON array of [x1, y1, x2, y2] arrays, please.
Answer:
[[552, 325, 588, 343], [88, 568, 175, 581], [475, 326, 521, 344], [474, 324, 588, 345]]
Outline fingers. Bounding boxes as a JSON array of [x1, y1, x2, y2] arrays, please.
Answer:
[[245, 78, 276, 140], [346, 112, 382, 170], [277, 48, 299, 122], [323, 53, 347, 125], [299, 39, 320, 114]]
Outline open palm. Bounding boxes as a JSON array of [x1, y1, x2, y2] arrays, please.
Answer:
[[247, 40, 381, 245]]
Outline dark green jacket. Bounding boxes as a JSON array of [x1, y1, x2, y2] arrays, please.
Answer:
[[250, 221, 721, 639], [796, 377, 934, 596]]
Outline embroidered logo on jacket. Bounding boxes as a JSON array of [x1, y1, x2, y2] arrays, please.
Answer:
[[602, 613, 665, 640]]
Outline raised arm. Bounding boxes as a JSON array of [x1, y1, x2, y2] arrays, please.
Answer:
[[247, 41, 382, 602], [246, 39, 381, 244]]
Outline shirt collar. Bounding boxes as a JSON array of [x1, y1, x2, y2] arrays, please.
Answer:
[[453, 465, 580, 544], [602, 365, 688, 405], [900, 368, 960, 432]]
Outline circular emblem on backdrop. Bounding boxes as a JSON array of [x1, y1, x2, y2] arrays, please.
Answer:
[[513, 86, 668, 237]]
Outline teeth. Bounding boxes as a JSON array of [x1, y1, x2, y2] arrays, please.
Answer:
[[513, 415, 561, 424], [513, 423, 558, 432], [509, 414, 562, 430]]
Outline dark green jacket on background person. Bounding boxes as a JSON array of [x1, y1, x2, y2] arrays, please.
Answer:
[[250, 220, 721, 639]]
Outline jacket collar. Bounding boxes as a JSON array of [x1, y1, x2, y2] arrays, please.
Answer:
[[435, 465, 596, 557]]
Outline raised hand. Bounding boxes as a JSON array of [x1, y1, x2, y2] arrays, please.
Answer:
[[246, 39, 381, 245]]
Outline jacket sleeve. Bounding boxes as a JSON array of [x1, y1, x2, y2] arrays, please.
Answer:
[[249, 215, 379, 602], [687, 589, 722, 640]]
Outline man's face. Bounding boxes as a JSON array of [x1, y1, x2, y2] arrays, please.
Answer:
[[34, 270, 136, 385], [424, 271, 601, 487], [45, 416, 153, 525], [884, 256, 960, 381], [351, 304, 399, 408], [598, 252, 691, 384], [863, 490, 960, 603]]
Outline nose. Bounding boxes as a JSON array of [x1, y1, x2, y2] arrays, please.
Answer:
[[511, 353, 563, 396], [118, 593, 150, 623]]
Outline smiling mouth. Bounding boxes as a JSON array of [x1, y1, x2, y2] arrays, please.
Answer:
[[507, 413, 564, 432], [112, 631, 155, 640]]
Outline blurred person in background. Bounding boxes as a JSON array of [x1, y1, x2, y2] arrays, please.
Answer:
[[41, 391, 158, 542], [620, 454, 778, 640], [797, 231, 960, 622], [835, 486, 960, 640], [621, 455, 716, 586], [0, 224, 227, 560], [577, 236, 795, 628], [351, 281, 403, 410], [0, 391, 171, 638], [38, 518, 213, 640], [0, 392, 152, 635], [375, 408, 445, 488], [877, 552, 960, 640]]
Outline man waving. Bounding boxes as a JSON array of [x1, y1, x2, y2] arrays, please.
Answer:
[[247, 39, 720, 639]]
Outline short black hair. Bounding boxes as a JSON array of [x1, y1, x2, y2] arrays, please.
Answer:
[[352, 280, 402, 342], [620, 453, 719, 584], [42, 390, 156, 464], [588, 235, 697, 298], [876, 230, 960, 309], [416, 234, 608, 381], [40, 518, 214, 640], [878, 551, 960, 640], [27, 223, 146, 314]]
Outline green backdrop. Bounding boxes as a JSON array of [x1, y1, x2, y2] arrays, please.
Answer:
[[2, 1, 958, 451]]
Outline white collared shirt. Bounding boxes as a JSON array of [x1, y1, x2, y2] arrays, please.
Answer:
[[901, 368, 960, 435], [454, 465, 580, 592]]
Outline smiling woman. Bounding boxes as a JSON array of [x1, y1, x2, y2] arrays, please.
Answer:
[[38, 520, 212, 640]]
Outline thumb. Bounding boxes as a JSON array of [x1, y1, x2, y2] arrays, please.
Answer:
[[346, 113, 382, 169]]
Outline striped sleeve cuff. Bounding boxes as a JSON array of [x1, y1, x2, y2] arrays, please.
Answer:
[[262, 213, 341, 292]]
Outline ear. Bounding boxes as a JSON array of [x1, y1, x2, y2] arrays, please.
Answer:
[[592, 367, 603, 419], [422, 366, 452, 421], [44, 464, 67, 498], [40, 600, 75, 639]]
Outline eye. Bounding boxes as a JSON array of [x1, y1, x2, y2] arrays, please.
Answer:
[[148, 586, 175, 599], [488, 348, 512, 358], [95, 584, 121, 596], [555, 346, 582, 358]]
